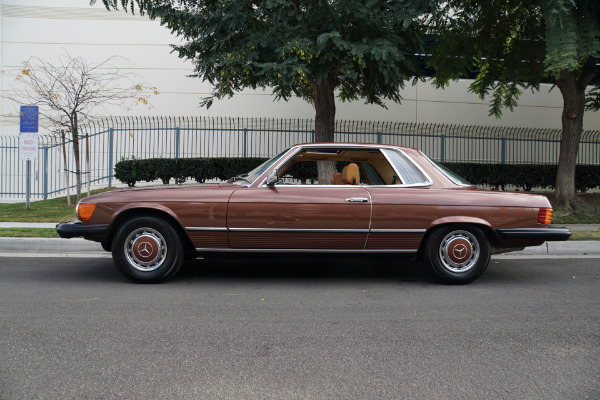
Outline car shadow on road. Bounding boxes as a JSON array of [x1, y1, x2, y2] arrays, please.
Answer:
[[175, 254, 431, 285], [40, 255, 565, 286]]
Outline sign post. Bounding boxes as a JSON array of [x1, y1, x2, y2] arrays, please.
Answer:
[[19, 106, 39, 210]]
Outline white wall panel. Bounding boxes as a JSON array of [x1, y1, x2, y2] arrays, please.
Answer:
[[1, 0, 599, 135], [416, 99, 563, 128], [2, 16, 174, 45], [1, 42, 186, 69]]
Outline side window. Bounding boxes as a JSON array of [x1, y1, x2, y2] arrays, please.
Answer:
[[281, 161, 318, 184], [273, 148, 426, 186], [381, 149, 429, 185], [280, 161, 370, 185], [360, 162, 385, 185]]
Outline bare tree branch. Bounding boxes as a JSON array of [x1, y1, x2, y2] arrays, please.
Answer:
[[2, 51, 158, 202]]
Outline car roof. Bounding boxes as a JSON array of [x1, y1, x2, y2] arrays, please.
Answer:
[[291, 143, 418, 152]]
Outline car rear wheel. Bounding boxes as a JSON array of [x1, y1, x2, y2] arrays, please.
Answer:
[[112, 216, 186, 283], [422, 225, 491, 284]]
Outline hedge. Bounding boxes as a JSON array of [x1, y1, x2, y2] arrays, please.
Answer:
[[443, 163, 600, 192], [114, 157, 600, 192]]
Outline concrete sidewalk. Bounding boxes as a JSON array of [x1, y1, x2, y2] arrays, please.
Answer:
[[0, 222, 59, 228], [0, 237, 598, 258]]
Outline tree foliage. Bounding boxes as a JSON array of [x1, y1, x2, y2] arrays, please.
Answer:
[[428, 0, 600, 210], [96, 0, 436, 126]]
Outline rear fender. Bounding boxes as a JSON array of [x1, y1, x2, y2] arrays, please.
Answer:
[[428, 216, 492, 230], [423, 216, 500, 251]]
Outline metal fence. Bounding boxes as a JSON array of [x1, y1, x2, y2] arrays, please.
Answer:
[[1, 116, 599, 200]]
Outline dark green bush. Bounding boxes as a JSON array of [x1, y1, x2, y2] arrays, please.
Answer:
[[441, 163, 600, 192], [114, 157, 600, 192]]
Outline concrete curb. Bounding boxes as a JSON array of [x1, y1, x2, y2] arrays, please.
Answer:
[[505, 241, 600, 256], [0, 238, 105, 255]]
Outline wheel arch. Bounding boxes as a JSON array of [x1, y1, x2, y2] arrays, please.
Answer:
[[418, 220, 499, 256], [103, 206, 193, 253]]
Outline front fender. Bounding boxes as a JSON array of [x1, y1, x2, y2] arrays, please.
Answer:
[[110, 203, 185, 229]]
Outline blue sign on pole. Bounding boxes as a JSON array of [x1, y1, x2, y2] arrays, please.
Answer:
[[20, 106, 39, 133]]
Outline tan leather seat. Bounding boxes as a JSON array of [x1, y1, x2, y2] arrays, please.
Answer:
[[330, 172, 343, 185], [342, 163, 360, 185]]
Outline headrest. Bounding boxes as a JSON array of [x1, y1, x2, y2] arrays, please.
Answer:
[[330, 172, 343, 185], [342, 163, 360, 185]]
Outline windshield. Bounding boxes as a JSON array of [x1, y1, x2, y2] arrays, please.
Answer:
[[235, 148, 290, 185]]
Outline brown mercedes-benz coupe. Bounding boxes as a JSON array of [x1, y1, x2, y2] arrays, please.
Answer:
[[57, 143, 570, 284]]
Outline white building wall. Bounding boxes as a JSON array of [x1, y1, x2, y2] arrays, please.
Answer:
[[2, 0, 599, 136]]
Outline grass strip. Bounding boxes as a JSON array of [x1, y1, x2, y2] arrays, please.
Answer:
[[0, 188, 112, 223], [0, 228, 59, 238]]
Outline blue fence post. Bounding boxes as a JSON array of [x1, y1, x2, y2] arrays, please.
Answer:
[[376, 132, 382, 144], [243, 128, 248, 158], [311, 130, 315, 142], [43, 147, 49, 200], [175, 127, 181, 159], [108, 128, 114, 188]]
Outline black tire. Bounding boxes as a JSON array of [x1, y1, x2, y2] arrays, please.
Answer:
[[422, 225, 491, 284], [111, 215, 186, 283]]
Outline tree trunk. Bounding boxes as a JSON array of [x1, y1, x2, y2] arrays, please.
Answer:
[[85, 131, 91, 198], [71, 112, 82, 203], [60, 130, 71, 206], [554, 64, 595, 212], [73, 131, 81, 203], [311, 78, 337, 183]]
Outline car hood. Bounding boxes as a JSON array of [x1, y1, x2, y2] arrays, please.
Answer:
[[80, 183, 238, 204]]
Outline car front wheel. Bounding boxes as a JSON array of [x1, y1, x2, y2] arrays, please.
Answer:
[[112, 216, 186, 283], [422, 225, 491, 284]]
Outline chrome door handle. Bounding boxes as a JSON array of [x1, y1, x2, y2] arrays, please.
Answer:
[[345, 197, 369, 203]]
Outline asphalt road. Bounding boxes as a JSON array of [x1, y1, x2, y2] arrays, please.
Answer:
[[1, 255, 599, 400]]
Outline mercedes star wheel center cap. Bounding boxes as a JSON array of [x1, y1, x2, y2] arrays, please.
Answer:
[[132, 234, 161, 264], [446, 237, 472, 265]]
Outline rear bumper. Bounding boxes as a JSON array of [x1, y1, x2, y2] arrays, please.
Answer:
[[56, 221, 110, 239], [496, 227, 571, 241]]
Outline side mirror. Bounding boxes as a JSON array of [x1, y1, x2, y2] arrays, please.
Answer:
[[265, 169, 279, 186]]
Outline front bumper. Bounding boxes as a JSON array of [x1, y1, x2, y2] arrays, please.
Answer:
[[56, 221, 110, 239], [496, 227, 572, 241]]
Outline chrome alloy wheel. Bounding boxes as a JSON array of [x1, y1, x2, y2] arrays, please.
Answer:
[[439, 230, 480, 273], [124, 227, 167, 272]]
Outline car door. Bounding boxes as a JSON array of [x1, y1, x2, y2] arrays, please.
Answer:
[[364, 187, 429, 251], [364, 148, 432, 251], [227, 185, 371, 250]]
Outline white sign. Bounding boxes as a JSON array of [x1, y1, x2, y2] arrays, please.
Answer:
[[19, 132, 39, 161]]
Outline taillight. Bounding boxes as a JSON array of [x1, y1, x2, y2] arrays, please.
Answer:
[[77, 202, 97, 222], [538, 208, 553, 224]]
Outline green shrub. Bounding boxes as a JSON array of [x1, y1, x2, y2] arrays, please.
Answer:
[[114, 157, 600, 192], [441, 163, 599, 192]]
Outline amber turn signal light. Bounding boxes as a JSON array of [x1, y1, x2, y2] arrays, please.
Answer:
[[77, 203, 97, 222], [538, 208, 553, 225]]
